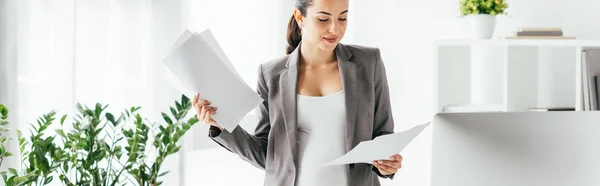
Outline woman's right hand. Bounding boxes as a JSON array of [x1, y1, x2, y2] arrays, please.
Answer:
[[192, 93, 223, 130]]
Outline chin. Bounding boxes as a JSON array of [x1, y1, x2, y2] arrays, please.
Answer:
[[319, 42, 338, 52]]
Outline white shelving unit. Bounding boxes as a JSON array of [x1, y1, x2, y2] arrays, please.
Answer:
[[433, 39, 600, 113]]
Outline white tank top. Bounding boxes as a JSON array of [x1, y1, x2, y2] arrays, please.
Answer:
[[295, 90, 349, 186]]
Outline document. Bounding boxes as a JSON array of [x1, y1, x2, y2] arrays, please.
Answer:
[[171, 29, 244, 82], [163, 29, 263, 132], [322, 122, 431, 166]]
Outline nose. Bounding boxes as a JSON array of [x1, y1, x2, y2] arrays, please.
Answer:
[[328, 21, 337, 34]]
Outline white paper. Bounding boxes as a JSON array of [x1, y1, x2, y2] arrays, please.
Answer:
[[163, 29, 263, 132], [194, 30, 244, 82], [171, 29, 244, 83], [322, 122, 431, 166]]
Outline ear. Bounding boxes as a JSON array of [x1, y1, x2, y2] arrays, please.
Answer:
[[293, 9, 304, 27]]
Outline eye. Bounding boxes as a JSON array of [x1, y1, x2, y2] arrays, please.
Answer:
[[339, 18, 347, 21], [318, 18, 329, 22]]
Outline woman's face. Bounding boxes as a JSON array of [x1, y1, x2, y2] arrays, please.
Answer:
[[297, 0, 349, 52]]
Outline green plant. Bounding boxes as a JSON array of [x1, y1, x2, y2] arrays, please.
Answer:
[[0, 104, 12, 168], [56, 103, 129, 186], [459, 0, 508, 17], [0, 94, 199, 186], [2, 111, 64, 186], [123, 95, 198, 186]]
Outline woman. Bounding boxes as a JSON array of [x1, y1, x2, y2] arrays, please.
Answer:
[[192, 0, 402, 185]]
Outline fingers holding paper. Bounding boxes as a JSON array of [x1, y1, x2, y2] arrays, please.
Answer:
[[373, 154, 403, 175], [193, 92, 222, 130]]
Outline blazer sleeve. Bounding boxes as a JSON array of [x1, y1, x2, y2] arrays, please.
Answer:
[[370, 48, 397, 180], [208, 64, 271, 170]]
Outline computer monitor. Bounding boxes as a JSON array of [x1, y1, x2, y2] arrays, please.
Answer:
[[431, 112, 600, 186]]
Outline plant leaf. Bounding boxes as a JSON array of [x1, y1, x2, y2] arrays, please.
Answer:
[[170, 107, 177, 119], [95, 103, 103, 117], [8, 168, 17, 175], [181, 94, 190, 105], [175, 101, 182, 111], [59, 115, 67, 126], [169, 146, 181, 155], [13, 176, 28, 183], [162, 134, 169, 145], [55, 129, 66, 138], [44, 176, 53, 184], [106, 113, 116, 126], [161, 113, 173, 125], [158, 171, 170, 177]]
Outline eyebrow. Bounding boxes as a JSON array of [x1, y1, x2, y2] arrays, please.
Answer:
[[317, 10, 349, 15]]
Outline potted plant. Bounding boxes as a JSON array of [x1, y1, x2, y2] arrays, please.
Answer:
[[0, 94, 198, 186], [459, 0, 509, 39]]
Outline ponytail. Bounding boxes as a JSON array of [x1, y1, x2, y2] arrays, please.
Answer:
[[286, 15, 302, 55]]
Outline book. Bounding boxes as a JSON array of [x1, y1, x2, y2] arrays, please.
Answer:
[[517, 27, 562, 32], [442, 104, 505, 113], [596, 76, 600, 109], [528, 107, 576, 111], [582, 50, 591, 110], [516, 31, 563, 36], [581, 49, 600, 110], [505, 36, 576, 39]]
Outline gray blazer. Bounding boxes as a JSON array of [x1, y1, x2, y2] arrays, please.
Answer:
[[209, 43, 396, 186]]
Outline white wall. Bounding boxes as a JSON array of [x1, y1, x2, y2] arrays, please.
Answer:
[[349, 0, 600, 186], [347, 1, 436, 185]]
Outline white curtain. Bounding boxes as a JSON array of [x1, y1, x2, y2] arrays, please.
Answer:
[[14, 0, 160, 126], [2, 0, 188, 185], [0, 0, 19, 174]]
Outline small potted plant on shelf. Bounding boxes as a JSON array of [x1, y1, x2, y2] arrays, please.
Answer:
[[459, 0, 509, 39]]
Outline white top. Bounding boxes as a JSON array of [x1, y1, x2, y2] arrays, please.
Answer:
[[295, 90, 349, 186]]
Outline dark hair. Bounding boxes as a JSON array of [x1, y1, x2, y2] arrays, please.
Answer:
[[286, 0, 313, 55]]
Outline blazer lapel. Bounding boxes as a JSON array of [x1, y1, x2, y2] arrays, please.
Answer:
[[281, 46, 300, 168], [335, 44, 357, 153]]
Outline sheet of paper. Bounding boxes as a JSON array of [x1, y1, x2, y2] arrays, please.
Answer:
[[163, 29, 263, 132], [164, 30, 196, 96], [173, 29, 193, 49], [171, 29, 244, 83], [194, 30, 245, 83], [322, 122, 431, 166]]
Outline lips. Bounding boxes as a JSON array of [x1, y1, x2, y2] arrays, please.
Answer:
[[324, 37, 337, 43]]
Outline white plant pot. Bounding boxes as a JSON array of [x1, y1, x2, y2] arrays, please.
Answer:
[[468, 14, 496, 39]]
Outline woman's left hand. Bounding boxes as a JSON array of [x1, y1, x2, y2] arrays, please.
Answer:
[[373, 154, 403, 175]]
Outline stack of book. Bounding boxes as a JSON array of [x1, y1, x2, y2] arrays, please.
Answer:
[[505, 27, 576, 39], [527, 107, 575, 112], [581, 49, 600, 111]]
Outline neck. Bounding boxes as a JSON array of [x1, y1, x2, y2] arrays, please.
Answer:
[[299, 42, 336, 66]]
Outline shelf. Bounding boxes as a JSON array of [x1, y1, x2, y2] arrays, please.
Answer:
[[435, 39, 600, 47], [433, 40, 590, 113]]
